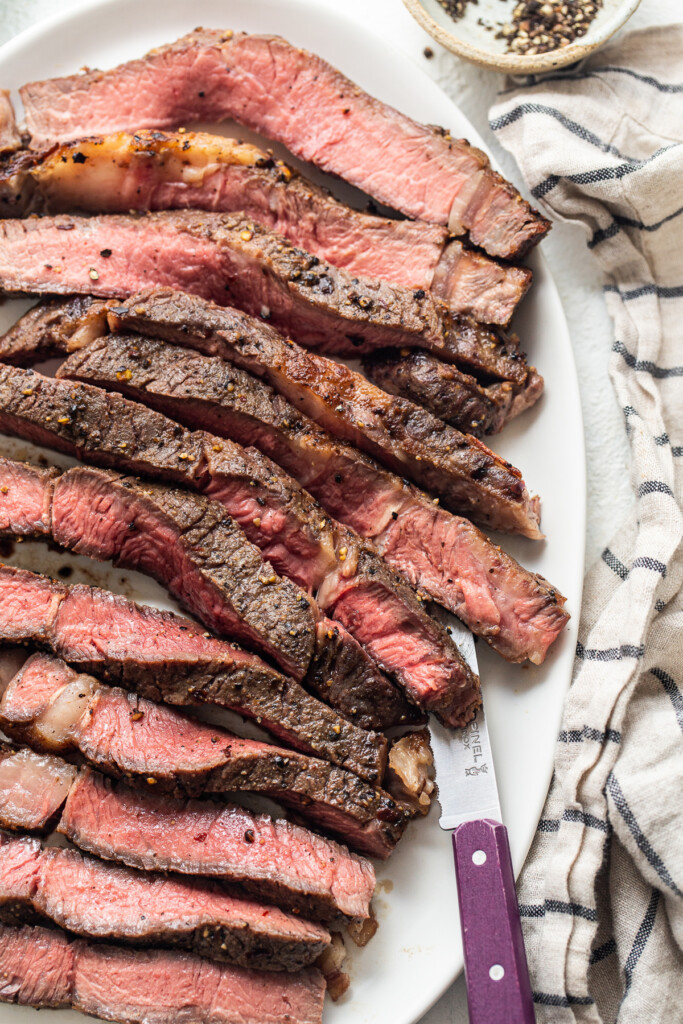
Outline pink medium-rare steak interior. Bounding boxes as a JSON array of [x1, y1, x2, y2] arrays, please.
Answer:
[[0, 744, 76, 832], [0, 559, 392, 782], [0, 924, 74, 1008], [50, 465, 318, 681], [73, 941, 326, 1024], [0, 556, 388, 785], [59, 768, 375, 921], [0, 652, 262, 776], [0, 924, 326, 1024], [0, 831, 329, 972], [19, 30, 549, 258], [375, 501, 568, 665], [0, 457, 55, 535], [0, 91, 20, 154]]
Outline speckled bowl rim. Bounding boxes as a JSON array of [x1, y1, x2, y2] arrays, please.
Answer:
[[403, 0, 642, 74]]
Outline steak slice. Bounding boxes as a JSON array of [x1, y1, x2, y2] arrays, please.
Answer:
[[8, 130, 529, 325], [0, 457, 318, 681], [363, 350, 545, 436], [109, 289, 542, 537], [0, 742, 76, 832], [308, 618, 420, 730], [0, 211, 531, 378], [0, 831, 329, 972], [0, 652, 407, 857], [0, 366, 479, 726], [0, 92, 20, 154], [20, 29, 549, 258], [0, 924, 326, 1024], [0, 924, 74, 1009], [0, 565, 386, 785], [0, 294, 110, 366], [431, 239, 532, 325], [59, 768, 375, 921]]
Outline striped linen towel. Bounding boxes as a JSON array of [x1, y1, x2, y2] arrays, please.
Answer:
[[489, 26, 683, 1024]]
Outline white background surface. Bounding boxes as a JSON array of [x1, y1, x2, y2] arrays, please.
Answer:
[[0, 0, 674, 1020]]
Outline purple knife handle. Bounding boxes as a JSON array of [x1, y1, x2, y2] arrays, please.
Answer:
[[453, 819, 536, 1024]]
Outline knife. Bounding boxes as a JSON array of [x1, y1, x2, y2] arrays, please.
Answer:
[[430, 621, 536, 1024]]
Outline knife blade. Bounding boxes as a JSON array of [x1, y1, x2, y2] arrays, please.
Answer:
[[431, 619, 535, 1024]]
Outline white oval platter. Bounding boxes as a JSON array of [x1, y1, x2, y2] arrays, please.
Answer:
[[0, 2, 585, 1022]]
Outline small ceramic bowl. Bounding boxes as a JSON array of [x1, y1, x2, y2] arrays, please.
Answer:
[[403, 0, 642, 74]]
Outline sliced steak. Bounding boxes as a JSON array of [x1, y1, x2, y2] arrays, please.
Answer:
[[0, 211, 530, 378], [0, 565, 386, 785], [0, 747, 374, 921], [0, 831, 329, 972], [54, 334, 562, 664], [0, 652, 407, 857], [0, 452, 405, 729], [9, 130, 529, 325], [0, 361, 566, 664], [0, 367, 479, 726], [0, 742, 76, 832], [0, 924, 326, 1024], [59, 768, 375, 921], [0, 924, 74, 1009], [0, 92, 20, 154], [0, 457, 319, 681], [20, 29, 549, 258], [109, 289, 542, 537], [363, 350, 545, 436]]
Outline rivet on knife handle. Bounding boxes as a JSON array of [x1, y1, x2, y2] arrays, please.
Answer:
[[452, 819, 536, 1024]]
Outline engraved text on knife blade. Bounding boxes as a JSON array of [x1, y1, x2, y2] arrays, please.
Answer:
[[430, 621, 501, 830]]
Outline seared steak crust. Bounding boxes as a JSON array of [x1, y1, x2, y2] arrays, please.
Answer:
[[0, 364, 479, 726], [0, 651, 407, 857], [0, 456, 318, 682], [363, 350, 544, 436], [308, 618, 422, 730], [0, 832, 329, 973], [0, 923, 326, 1024], [20, 29, 549, 258], [109, 290, 542, 537], [0, 211, 531, 382], [0, 563, 386, 785]]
